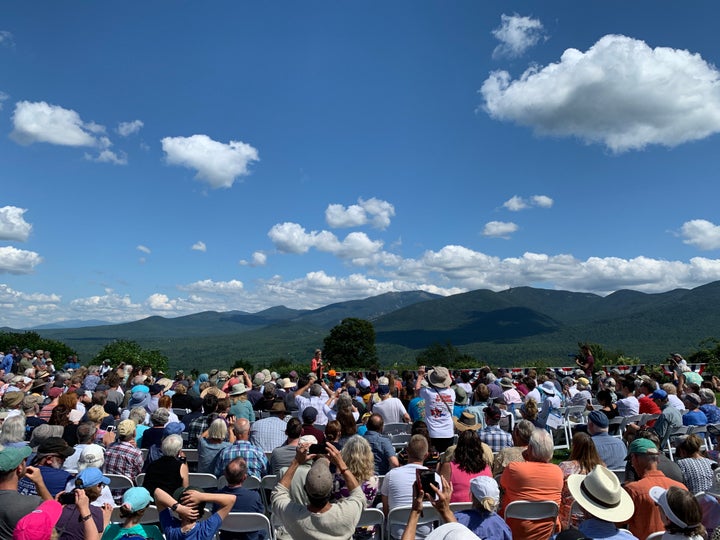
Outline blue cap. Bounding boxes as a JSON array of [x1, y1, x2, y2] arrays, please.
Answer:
[[163, 422, 185, 436], [122, 486, 153, 511], [76, 467, 110, 488], [588, 410, 609, 428], [130, 385, 150, 394], [650, 389, 668, 400]]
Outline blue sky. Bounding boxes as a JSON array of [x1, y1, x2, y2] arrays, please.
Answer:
[[3, 2, 720, 329]]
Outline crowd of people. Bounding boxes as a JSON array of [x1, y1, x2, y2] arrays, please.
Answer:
[[1, 346, 720, 540]]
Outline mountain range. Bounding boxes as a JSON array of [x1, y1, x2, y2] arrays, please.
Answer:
[[20, 282, 720, 371]]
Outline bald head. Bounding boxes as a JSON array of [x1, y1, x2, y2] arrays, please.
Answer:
[[233, 417, 250, 440]]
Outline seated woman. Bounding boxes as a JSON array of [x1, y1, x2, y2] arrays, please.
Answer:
[[439, 430, 492, 503], [558, 432, 604, 528], [142, 434, 189, 498], [675, 434, 715, 494], [454, 476, 512, 540], [101, 487, 164, 540], [650, 485, 706, 540], [198, 418, 234, 474]]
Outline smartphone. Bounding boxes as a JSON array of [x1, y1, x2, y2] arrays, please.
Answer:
[[58, 491, 76, 505], [417, 469, 438, 499], [106, 425, 115, 432], [309, 442, 328, 455]]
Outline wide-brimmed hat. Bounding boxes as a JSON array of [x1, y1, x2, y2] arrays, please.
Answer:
[[128, 391, 150, 409], [453, 411, 481, 431], [540, 381, 556, 395], [499, 377, 514, 389], [155, 378, 174, 392], [268, 400, 287, 414], [567, 465, 634, 522], [228, 383, 248, 396], [200, 386, 227, 399], [427, 366, 452, 388]]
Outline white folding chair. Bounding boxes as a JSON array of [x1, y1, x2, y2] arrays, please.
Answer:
[[139, 505, 160, 525], [610, 469, 625, 484], [135, 473, 145, 486], [260, 474, 279, 513], [187, 472, 218, 489], [448, 502, 472, 512], [183, 448, 199, 470], [664, 425, 690, 461], [356, 507, 385, 540], [105, 473, 134, 503], [504, 500, 559, 539], [243, 475, 262, 490], [383, 423, 411, 436], [386, 503, 440, 540], [220, 512, 274, 540], [646, 532, 665, 540]]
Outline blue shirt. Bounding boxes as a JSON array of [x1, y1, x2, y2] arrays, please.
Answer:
[[160, 508, 222, 540], [579, 517, 639, 539], [591, 432, 628, 470], [1, 353, 13, 373], [408, 397, 425, 422], [455, 509, 512, 540], [363, 430, 396, 475], [215, 486, 265, 540], [683, 409, 708, 426]]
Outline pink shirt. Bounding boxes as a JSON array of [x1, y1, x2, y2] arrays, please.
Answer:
[[449, 461, 492, 502]]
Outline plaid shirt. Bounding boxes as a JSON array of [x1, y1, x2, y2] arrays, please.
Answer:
[[104, 440, 144, 478], [479, 424, 513, 453], [187, 415, 210, 449], [249, 417, 288, 452], [214, 440, 268, 478]]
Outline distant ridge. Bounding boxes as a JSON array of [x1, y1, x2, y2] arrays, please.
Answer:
[[17, 281, 720, 369]]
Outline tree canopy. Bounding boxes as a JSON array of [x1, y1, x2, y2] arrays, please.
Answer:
[[415, 342, 478, 369], [93, 339, 169, 374], [0, 331, 76, 364], [322, 318, 378, 370]]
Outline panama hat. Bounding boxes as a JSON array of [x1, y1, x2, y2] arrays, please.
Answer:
[[427, 366, 452, 388], [567, 465, 634, 522]]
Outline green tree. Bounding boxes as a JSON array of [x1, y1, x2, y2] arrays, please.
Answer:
[[322, 318, 378, 370], [689, 337, 720, 375], [415, 342, 477, 369], [93, 340, 169, 374], [0, 331, 76, 364]]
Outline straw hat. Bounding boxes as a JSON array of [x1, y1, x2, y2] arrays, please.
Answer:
[[427, 367, 452, 388], [567, 465, 634, 522], [200, 386, 227, 399], [453, 411, 482, 432]]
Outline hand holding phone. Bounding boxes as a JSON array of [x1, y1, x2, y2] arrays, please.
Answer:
[[416, 469, 438, 500]]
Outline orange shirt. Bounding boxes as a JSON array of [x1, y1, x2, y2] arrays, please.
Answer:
[[623, 470, 687, 540], [500, 461, 563, 540]]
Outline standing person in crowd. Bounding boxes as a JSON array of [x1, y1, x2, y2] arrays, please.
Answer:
[[249, 400, 288, 452], [373, 382, 411, 425], [228, 383, 255, 422], [310, 349, 323, 379], [415, 366, 456, 452], [576, 344, 595, 378]]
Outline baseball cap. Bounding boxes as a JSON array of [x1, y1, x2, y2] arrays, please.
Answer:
[[302, 406, 318, 423], [626, 438, 659, 459], [304, 457, 333, 498], [469, 476, 500, 504], [163, 422, 185, 436], [0, 445, 32, 471], [122, 487, 154, 512], [76, 467, 110, 489], [650, 389, 668, 400], [77, 445, 105, 471], [13, 500, 63, 540], [117, 419, 137, 437], [377, 385, 390, 395]]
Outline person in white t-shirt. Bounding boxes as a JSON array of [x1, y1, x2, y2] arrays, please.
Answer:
[[415, 367, 455, 452], [373, 384, 410, 425]]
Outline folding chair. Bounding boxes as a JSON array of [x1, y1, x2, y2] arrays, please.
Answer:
[[610, 469, 625, 484], [105, 473, 134, 503], [260, 474, 279, 514], [219, 512, 274, 540], [646, 532, 664, 540], [136, 473, 145, 486], [356, 507, 385, 540], [688, 425, 708, 452], [172, 408, 188, 421], [391, 433, 411, 451], [183, 448, 199, 471], [383, 423, 411, 436], [663, 425, 690, 461], [448, 502, 472, 512], [243, 475, 262, 490], [386, 504, 440, 540], [504, 500, 559, 539], [187, 472, 219, 490]]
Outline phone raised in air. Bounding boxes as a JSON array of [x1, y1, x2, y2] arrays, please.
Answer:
[[416, 469, 438, 499]]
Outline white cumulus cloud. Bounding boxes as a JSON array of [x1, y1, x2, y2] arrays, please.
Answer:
[[0, 246, 42, 274], [85, 149, 127, 165], [11, 101, 101, 147], [117, 120, 144, 137], [482, 221, 518, 239], [161, 134, 259, 189], [680, 219, 720, 250], [0, 206, 32, 241], [503, 195, 554, 211], [240, 252, 267, 267], [181, 279, 245, 294], [492, 13, 545, 59], [191, 241, 207, 252], [481, 35, 720, 152], [326, 197, 395, 229], [137, 245, 151, 254], [268, 222, 383, 260]]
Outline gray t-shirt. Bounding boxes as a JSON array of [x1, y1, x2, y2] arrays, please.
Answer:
[[270, 444, 297, 476], [0, 490, 42, 539]]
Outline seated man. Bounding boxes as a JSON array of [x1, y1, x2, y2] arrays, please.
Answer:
[[217, 457, 265, 540], [271, 440, 365, 540]]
